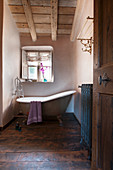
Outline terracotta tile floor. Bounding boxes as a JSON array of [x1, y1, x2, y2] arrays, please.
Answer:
[[0, 113, 91, 170]]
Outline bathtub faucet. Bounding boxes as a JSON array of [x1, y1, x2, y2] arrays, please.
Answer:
[[13, 77, 24, 98]]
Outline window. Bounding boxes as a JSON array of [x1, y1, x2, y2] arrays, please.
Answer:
[[21, 46, 54, 82]]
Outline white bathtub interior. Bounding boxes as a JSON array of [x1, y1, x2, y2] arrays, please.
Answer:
[[16, 90, 76, 103]]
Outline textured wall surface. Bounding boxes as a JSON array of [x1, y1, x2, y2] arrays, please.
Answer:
[[71, 0, 93, 122], [20, 35, 75, 97], [0, 0, 3, 126], [2, 0, 20, 126]]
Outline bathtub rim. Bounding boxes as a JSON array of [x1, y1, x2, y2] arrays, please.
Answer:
[[16, 90, 76, 103]]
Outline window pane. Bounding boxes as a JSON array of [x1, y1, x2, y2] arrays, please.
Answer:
[[22, 46, 53, 82], [27, 61, 38, 66], [39, 60, 52, 66], [28, 67, 37, 80]]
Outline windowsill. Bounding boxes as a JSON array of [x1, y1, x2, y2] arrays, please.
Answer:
[[20, 78, 54, 83]]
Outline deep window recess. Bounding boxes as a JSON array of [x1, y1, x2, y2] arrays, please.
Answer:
[[21, 46, 54, 82]]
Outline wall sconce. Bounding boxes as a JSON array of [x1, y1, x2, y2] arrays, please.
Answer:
[[77, 37, 93, 54]]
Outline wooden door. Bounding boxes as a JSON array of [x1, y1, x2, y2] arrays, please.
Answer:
[[92, 0, 113, 170]]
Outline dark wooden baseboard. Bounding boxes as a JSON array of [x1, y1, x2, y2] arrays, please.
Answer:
[[0, 117, 16, 131]]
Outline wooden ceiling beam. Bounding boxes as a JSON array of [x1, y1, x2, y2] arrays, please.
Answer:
[[21, 0, 37, 42], [50, 0, 58, 41], [70, 0, 86, 41]]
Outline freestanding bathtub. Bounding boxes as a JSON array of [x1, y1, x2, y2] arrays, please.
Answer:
[[16, 90, 76, 123]]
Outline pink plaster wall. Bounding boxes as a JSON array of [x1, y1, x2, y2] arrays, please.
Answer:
[[0, 0, 3, 126], [20, 35, 75, 97], [2, 0, 20, 127], [72, 0, 93, 122]]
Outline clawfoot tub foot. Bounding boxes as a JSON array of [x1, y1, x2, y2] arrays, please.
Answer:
[[57, 115, 63, 126]]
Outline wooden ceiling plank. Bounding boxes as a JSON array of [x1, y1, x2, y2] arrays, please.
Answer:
[[59, 0, 77, 7], [18, 28, 51, 34], [17, 23, 51, 29], [59, 15, 73, 25], [33, 14, 51, 23], [13, 14, 51, 23], [16, 23, 72, 30], [20, 32, 71, 38], [58, 24, 72, 29], [16, 23, 28, 28], [31, 6, 51, 14], [9, 5, 24, 14], [13, 14, 73, 25], [70, 0, 86, 41], [35, 23, 51, 29], [21, 0, 37, 41], [58, 29, 71, 34], [51, 0, 58, 41], [59, 7, 75, 15], [13, 14, 27, 22], [20, 32, 31, 37], [20, 32, 51, 37], [18, 28, 30, 33], [8, 0, 77, 7], [18, 27, 71, 34], [9, 5, 50, 14], [9, 5, 75, 15], [8, 0, 22, 5]]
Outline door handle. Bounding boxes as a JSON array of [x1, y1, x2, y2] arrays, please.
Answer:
[[98, 73, 111, 86]]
